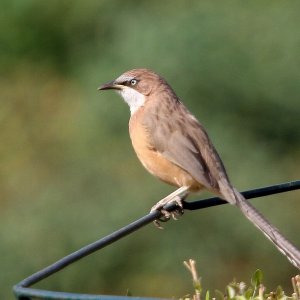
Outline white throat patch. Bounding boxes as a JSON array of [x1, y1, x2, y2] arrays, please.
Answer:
[[117, 87, 145, 115]]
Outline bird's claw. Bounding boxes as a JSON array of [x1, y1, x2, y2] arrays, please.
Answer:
[[151, 196, 184, 229]]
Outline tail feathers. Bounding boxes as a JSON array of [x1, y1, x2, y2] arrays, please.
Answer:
[[221, 182, 300, 269], [234, 188, 300, 269]]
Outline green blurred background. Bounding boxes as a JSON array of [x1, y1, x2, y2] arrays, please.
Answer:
[[1, 1, 300, 299]]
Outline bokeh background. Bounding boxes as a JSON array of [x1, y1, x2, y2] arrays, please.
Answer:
[[1, 1, 300, 299]]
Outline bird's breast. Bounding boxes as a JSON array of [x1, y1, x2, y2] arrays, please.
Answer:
[[128, 107, 202, 191]]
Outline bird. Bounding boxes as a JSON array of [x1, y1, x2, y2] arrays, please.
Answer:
[[99, 68, 300, 269]]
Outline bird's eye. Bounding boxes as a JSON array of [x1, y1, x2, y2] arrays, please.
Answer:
[[130, 79, 137, 86]]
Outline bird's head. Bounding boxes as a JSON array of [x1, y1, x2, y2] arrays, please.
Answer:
[[99, 68, 167, 115]]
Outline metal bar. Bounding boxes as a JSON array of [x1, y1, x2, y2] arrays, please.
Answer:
[[16, 210, 161, 288], [14, 287, 165, 300], [13, 180, 300, 300], [183, 180, 300, 210]]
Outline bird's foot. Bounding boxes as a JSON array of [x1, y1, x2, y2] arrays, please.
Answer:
[[151, 196, 184, 229], [150, 187, 189, 229]]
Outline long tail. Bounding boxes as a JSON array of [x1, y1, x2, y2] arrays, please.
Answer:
[[220, 182, 300, 269]]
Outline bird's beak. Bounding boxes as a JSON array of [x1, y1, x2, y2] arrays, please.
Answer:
[[98, 80, 123, 91]]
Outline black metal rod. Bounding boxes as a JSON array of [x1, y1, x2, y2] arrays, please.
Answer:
[[13, 180, 300, 299], [17, 210, 161, 288], [183, 180, 300, 210], [14, 287, 165, 300]]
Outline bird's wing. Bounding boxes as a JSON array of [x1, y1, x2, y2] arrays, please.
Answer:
[[143, 103, 229, 192]]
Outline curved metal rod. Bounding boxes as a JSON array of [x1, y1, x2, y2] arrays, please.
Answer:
[[13, 180, 300, 300]]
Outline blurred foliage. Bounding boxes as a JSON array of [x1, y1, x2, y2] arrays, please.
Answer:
[[182, 263, 300, 300], [1, 1, 300, 299]]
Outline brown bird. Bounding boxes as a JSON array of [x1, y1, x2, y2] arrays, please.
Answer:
[[99, 68, 300, 269]]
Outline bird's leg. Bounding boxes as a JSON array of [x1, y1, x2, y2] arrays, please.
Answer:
[[151, 186, 189, 227]]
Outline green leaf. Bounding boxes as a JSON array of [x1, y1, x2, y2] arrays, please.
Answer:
[[251, 269, 263, 287], [275, 285, 284, 299], [244, 288, 253, 299], [227, 285, 236, 299], [205, 290, 210, 300]]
